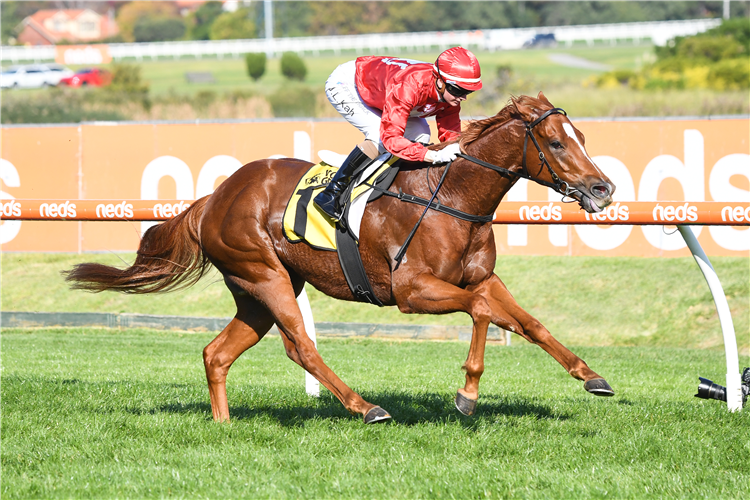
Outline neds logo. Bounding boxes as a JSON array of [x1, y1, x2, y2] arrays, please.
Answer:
[[584, 202, 629, 222], [40, 201, 76, 218], [652, 203, 698, 222], [153, 201, 190, 218], [1, 200, 21, 218], [721, 205, 750, 223], [519, 203, 562, 221], [96, 201, 133, 218]]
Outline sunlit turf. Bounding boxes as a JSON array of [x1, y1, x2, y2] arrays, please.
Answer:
[[7, 45, 648, 98], [2, 328, 748, 499], [2, 253, 747, 353], [9, 44, 746, 117], [132, 45, 650, 96]]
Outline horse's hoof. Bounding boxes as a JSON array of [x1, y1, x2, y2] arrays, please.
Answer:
[[364, 406, 391, 424], [455, 391, 477, 416], [584, 378, 615, 397]]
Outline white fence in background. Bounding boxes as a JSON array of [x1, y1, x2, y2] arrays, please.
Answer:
[[1, 18, 722, 64]]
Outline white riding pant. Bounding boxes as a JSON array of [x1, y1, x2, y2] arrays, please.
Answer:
[[325, 60, 432, 155]]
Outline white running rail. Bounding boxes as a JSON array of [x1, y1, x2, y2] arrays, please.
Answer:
[[1, 18, 721, 64], [677, 226, 743, 412]]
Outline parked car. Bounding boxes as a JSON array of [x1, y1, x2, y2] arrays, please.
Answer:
[[59, 68, 112, 88], [1, 65, 49, 89], [523, 33, 557, 48], [41, 64, 74, 86]]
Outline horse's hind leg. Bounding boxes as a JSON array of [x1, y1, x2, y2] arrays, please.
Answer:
[[251, 275, 390, 423], [203, 292, 275, 422], [470, 273, 614, 396]]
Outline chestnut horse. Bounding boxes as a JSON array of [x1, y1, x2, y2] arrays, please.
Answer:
[[66, 93, 616, 424]]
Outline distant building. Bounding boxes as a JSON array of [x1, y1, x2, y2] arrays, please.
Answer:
[[16, 9, 119, 46]]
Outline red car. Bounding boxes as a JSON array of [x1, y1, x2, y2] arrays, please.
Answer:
[[59, 68, 111, 87]]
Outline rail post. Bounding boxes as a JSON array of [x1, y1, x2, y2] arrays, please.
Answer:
[[678, 225, 743, 412]]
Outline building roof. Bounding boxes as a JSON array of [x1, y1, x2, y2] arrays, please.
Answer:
[[29, 9, 90, 25], [16, 8, 118, 46]]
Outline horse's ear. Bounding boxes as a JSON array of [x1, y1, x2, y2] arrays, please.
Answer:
[[512, 97, 534, 121], [537, 91, 552, 106]]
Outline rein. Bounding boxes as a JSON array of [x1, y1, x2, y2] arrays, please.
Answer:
[[457, 107, 578, 198], [383, 106, 576, 267]]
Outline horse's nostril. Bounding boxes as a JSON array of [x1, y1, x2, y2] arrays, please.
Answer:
[[592, 184, 610, 199]]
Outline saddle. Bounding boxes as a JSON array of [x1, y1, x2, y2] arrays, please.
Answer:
[[283, 153, 400, 305]]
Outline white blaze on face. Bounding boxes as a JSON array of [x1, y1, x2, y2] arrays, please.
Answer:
[[562, 122, 604, 177]]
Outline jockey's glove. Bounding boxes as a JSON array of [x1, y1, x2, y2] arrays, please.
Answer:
[[425, 143, 461, 164]]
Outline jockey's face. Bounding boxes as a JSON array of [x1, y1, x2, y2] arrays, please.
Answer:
[[437, 78, 470, 106]]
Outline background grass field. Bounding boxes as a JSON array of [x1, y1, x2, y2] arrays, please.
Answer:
[[2, 252, 747, 353], [6, 44, 748, 120], [2, 328, 749, 499], [107, 44, 750, 118]]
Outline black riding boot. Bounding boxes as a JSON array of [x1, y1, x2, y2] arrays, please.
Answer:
[[314, 146, 375, 220]]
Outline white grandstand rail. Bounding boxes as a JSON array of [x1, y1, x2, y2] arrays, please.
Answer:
[[1, 19, 722, 63]]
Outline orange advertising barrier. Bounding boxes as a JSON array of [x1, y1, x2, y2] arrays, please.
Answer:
[[2, 199, 748, 225], [1, 199, 192, 221], [1, 118, 748, 255]]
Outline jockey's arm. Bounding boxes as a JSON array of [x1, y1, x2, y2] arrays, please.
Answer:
[[435, 104, 462, 143], [379, 84, 430, 162]]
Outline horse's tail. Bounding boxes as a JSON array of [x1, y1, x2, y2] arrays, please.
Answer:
[[64, 196, 211, 294]]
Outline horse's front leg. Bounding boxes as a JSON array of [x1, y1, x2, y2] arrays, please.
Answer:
[[468, 273, 615, 396], [393, 272, 492, 416]]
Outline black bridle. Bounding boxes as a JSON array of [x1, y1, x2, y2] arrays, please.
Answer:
[[458, 107, 579, 199], [389, 107, 580, 267]]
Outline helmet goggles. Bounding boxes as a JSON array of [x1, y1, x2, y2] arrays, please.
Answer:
[[444, 82, 473, 98]]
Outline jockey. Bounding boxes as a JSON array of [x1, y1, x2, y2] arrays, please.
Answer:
[[314, 46, 482, 220]]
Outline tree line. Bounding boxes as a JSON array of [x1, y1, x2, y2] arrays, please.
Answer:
[[2, 1, 748, 45]]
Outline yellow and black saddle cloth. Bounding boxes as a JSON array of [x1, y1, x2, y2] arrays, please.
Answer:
[[283, 153, 400, 306], [283, 153, 400, 251]]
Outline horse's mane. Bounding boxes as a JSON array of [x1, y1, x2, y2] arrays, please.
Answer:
[[426, 94, 550, 151], [458, 94, 549, 149]]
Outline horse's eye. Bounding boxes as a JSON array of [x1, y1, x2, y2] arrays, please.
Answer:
[[550, 141, 563, 150]]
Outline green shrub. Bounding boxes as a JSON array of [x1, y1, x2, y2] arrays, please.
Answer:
[[245, 52, 267, 81], [705, 17, 750, 54], [0, 93, 125, 124], [209, 8, 255, 40], [88, 64, 151, 111], [226, 89, 257, 103], [189, 0, 224, 41], [708, 59, 750, 90], [133, 17, 186, 43], [193, 90, 217, 112], [677, 35, 743, 62], [268, 84, 316, 117], [108, 63, 149, 94], [280, 52, 307, 81], [617, 18, 750, 92]]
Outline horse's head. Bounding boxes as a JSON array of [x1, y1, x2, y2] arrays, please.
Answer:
[[510, 92, 615, 213]]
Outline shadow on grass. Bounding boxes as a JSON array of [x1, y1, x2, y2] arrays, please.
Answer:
[[152, 390, 570, 427], [6, 375, 570, 427]]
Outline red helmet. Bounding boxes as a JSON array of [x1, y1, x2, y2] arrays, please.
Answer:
[[433, 47, 482, 92]]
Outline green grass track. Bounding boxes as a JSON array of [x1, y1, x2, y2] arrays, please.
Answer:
[[2, 253, 747, 353], [2, 329, 749, 499]]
